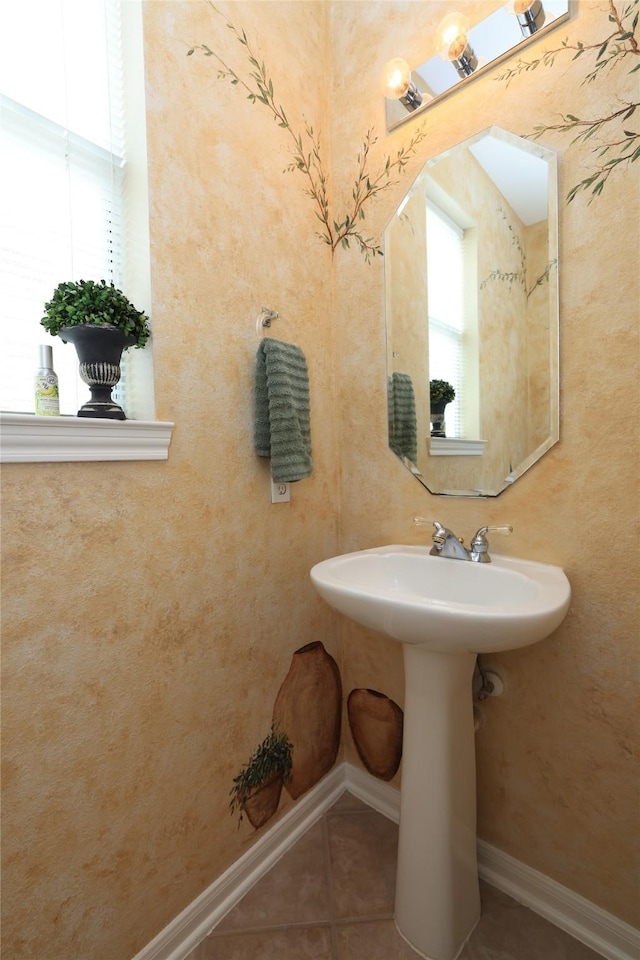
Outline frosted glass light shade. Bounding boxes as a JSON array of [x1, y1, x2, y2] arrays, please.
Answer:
[[434, 13, 470, 61], [504, 0, 536, 13], [382, 58, 412, 99]]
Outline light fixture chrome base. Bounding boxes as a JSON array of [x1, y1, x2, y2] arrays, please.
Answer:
[[516, 0, 546, 36], [399, 83, 423, 112], [452, 45, 478, 78]]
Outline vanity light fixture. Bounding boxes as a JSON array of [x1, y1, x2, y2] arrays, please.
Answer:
[[434, 12, 477, 78], [382, 57, 423, 111], [505, 0, 546, 37], [383, 0, 569, 132]]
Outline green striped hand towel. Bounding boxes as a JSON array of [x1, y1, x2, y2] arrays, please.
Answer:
[[388, 372, 417, 463], [254, 337, 313, 483]]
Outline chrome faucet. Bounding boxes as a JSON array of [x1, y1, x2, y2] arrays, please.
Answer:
[[414, 518, 513, 563], [430, 521, 471, 560]]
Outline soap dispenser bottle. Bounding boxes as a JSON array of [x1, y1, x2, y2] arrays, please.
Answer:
[[34, 344, 60, 415]]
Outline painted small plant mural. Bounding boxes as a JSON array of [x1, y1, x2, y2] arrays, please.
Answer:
[[229, 724, 293, 829], [188, 2, 427, 261], [479, 207, 557, 297], [495, 0, 639, 203]]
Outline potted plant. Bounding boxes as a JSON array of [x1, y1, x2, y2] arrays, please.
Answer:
[[229, 725, 293, 829], [41, 279, 151, 420], [429, 379, 455, 438]]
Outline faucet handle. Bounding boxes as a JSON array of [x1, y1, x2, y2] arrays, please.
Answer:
[[414, 518, 447, 536], [474, 523, 513, 540], [473, 524, 513, 539], [471, 524, 513, 560]]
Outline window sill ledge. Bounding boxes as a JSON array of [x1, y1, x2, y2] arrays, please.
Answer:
[[0, 413, 174, 463], [429, 437, 486, 457]]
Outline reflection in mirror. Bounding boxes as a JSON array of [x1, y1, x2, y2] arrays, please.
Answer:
[[385, 127, 559, 497]]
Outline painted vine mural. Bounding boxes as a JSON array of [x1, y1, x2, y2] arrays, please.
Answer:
[[497, 0, 639, 203], [188, 2, 426, 261], [187, 0, 637, 266], [479, 207, 557, 298]]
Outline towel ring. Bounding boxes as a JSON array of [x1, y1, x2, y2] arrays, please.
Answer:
[[256, 307, 279, 334]]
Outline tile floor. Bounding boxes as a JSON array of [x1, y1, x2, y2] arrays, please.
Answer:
[[188, 792, 603, 960]]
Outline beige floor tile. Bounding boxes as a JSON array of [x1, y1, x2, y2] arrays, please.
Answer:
[[216, 820, 332, 932], [184, 795, 606, 960], [335, 918, 421, 959], [327, 792, 372, 815], [460, 901, 604, 960], [477, 879, 521, 909], [193, 924, 334, 960], [327, 809, 398, 919]]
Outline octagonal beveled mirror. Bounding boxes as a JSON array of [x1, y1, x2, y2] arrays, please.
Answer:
[[385, 126, 559, 497]]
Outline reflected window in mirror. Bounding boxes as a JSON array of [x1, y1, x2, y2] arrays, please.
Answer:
[[426, 200, 479, 441]]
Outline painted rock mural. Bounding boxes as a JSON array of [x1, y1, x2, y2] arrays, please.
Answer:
[[347, 688, 403, 781], [273, 641, 342, 799]]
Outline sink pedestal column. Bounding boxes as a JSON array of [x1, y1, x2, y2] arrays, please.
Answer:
[[394, 646, 481, 960]]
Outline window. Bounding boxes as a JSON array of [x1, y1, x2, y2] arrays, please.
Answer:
[[426, 200, 479, 439], [0, 0, 153, 421]]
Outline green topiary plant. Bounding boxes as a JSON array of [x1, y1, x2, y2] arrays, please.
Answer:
[[430, 379, 456, 405], [229, 724, 293, 824], [41, 279, 150, 349]]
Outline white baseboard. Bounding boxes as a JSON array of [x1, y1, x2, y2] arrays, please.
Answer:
[[345, 761, 401, 823], [131, 765, 346, 960], [133, 761, 639, 960], [477, 840, 640, 960]]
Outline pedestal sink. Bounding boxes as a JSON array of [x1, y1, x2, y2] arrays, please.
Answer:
[[310, 545, 571, 960]]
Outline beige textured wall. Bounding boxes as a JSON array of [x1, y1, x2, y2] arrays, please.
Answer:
[[1, 3, 638, 959], [329, 0, 639, 928], [1, 3, 341, 958]]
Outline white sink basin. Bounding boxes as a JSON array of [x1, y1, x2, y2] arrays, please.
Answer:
[[310, 544, 570, 653]]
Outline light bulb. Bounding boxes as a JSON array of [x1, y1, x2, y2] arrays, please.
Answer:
[[434, 12, 470, 61], [504, 0, 535, 13], [382, 58, 412, 99], [504, 0, 545, 35]]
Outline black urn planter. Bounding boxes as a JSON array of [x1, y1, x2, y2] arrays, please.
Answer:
[[430, 400, 450, 437], [60, 324, 134, 420]]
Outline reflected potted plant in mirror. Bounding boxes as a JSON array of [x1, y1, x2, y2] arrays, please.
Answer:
[[430, 379, 455, 437], [229, 724, 293, 829], [40, 279, 151, 420]]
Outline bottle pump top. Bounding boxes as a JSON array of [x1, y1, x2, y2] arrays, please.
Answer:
[[39, 344, 54, 368]]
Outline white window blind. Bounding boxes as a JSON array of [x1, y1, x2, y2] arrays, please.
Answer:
[[427, 201, 465, 438], [0, 0, 134, 416]]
